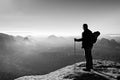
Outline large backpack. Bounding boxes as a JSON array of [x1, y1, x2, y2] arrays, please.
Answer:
[[92, 31, 100, 44]]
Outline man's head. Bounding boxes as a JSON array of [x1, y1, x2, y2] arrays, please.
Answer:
[[83, 24, 88, 31]]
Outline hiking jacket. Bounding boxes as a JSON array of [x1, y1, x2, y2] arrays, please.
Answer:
[[76, 29, 93, 49]]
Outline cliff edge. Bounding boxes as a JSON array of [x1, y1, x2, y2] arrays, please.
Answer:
[[15, 60, 120, 80]]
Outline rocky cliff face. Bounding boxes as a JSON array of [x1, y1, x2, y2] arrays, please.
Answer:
[[15, 60, 120, 80]]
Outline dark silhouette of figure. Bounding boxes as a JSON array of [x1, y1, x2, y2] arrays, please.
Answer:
[[74, 24, 93, 71]]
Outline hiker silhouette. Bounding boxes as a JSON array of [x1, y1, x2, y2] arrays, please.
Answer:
[[74, 24, 99, 71]]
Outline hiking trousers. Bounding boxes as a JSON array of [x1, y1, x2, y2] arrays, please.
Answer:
[[84, 48, 93, 69]]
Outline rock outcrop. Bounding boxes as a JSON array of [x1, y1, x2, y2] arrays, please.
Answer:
[[15, 60, 120, 80]]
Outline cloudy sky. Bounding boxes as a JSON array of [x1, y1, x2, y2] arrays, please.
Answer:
[[0, 0, 120, 36]]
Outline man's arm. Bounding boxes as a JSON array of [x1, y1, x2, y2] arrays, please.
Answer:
[[74, 38, 83, 42]]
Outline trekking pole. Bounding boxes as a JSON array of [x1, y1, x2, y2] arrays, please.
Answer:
[[73, 39, 77, 73]]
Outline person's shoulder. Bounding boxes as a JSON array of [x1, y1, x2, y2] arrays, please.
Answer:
[[87, 29, 92, 33]]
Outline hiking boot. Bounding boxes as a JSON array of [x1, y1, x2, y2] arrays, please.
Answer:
[[83, 68, 91, 72]]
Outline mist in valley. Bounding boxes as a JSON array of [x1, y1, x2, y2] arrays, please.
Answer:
[[0, 33, 120, 80]]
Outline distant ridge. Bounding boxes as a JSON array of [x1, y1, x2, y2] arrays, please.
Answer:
[[107, 34, 120, 36]]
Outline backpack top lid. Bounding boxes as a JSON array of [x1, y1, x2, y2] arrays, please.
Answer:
[[93, 31, 100, 38]]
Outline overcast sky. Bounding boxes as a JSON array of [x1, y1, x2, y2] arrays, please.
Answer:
[[0, 0, 120, 36]]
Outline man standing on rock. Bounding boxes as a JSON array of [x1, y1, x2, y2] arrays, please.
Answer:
[[74, 24, 93, 71]]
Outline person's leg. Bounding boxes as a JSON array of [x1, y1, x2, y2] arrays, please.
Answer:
[[84, 49, 90, 70], [84, 48, 93, 70], [87, 48, 93, 69]]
